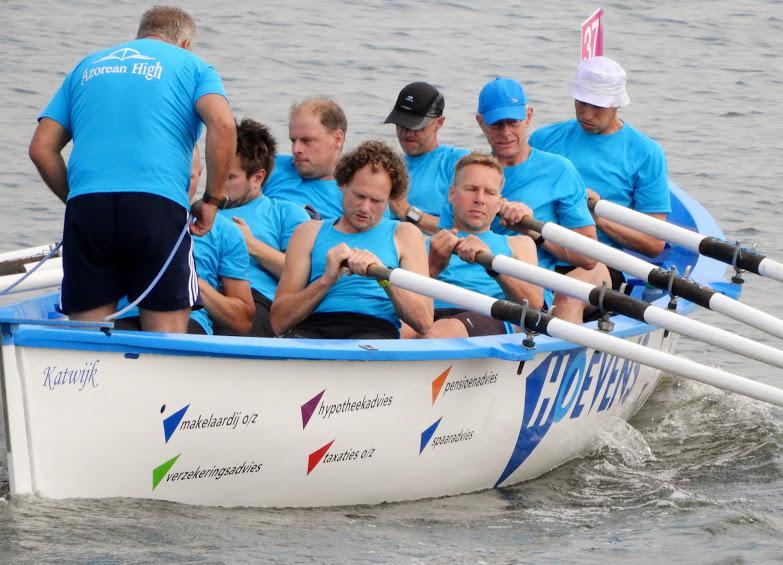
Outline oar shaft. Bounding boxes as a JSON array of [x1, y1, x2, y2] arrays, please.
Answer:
[[485, 252, 783, 370], [548, 318, 783, 407], [0, 243, 59, 264], [367, 263, 783, 408], [708, 292, 783, 340], [592, 199, 703, 249], [517, 216, 783, 341], [593, 199, 783, 283], [0, 268, 62, 296]]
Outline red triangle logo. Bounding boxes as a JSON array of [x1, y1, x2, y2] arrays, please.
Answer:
[[431, 366, 451, 404], [307, 440, 335, 475]]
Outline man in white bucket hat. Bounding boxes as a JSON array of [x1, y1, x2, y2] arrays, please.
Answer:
[[530, 56, 671, 261]]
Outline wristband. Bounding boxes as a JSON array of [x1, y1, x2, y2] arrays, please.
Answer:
[[202, 193, 229, 209], [377, 279, 391, 288]]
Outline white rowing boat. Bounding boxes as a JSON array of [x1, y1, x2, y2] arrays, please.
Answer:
[[0, 182, 744, 507]]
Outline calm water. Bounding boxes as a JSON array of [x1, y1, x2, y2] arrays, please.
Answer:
[[1, 0, 783, 562]]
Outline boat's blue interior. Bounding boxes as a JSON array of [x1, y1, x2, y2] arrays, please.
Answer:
[[0, 182, 741, 362]]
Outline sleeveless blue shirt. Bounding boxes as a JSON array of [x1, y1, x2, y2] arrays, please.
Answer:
[[433, 231, 511, 310], [309, 218, 400, 327]]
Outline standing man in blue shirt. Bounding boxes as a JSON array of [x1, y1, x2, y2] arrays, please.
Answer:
[[384, 82, 469, 234], [263, 97, 347, 220], [28, 6, 236, 333], [442, 77, 612, 323], [529, 56, 670, 258], [217, 118, 310, 337]]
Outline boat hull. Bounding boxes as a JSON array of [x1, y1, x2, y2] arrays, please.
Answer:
[[0, 182, 735, 507], [2, 328, 675, 507]]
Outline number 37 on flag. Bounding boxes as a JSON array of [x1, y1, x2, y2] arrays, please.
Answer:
[[581, 7, 604, 60]]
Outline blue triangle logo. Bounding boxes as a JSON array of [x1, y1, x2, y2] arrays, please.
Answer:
[[163, 404, 190, 444], [419, 417, 443, 454]]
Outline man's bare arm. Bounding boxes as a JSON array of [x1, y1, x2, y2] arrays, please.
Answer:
[[594, 212, 667, 257], [386, 223, 434, 334], [198, 276, 255, 335], [193, 94, 236, 236], [270, 222, 350, 336], [29, 118, 72, 203]]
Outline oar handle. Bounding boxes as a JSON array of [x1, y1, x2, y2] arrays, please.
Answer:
[[366, 263, 393, 281], [507, 215, 546, 235], [699, 236, 766, 274]]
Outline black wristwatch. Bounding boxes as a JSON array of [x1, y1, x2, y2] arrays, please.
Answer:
[[405, 205, 423, 224], [202, 193, 229, 210]]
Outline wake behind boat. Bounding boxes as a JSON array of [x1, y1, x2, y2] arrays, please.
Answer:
[[0, 182, 744, 507]]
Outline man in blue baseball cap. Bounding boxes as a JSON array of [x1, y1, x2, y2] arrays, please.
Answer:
[[440, 76, 613, 323]]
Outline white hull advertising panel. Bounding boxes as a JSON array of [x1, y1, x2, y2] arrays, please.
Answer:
[[2, 328, 675, 507]]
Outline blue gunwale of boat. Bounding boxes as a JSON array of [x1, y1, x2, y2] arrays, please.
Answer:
[[0, 182, 741, 362]]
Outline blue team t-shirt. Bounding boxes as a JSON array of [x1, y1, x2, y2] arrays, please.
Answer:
[[530, 119, 671, 248], [439, 148, 594, 270], [218, 194, 309, 301], [39, 38, 226, 209], [190, 215, 250, 334], [406, 145, 470, 215], [263, 155, 343, 220]]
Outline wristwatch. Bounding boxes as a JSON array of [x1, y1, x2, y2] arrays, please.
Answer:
[[202, 192, 229, 210], [405, 205, 423, 224]]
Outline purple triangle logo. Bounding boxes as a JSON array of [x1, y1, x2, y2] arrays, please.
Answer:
[[301, 389, 325, 429]]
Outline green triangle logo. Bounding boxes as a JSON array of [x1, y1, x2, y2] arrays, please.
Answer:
[[152, 454, 180, 490]]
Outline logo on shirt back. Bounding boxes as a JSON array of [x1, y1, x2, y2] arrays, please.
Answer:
[[81, 48, 164, 85], [94, 48, 155, 62]]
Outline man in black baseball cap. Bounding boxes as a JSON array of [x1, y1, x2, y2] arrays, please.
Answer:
[[384, 82, 445, 131], [384, 82, 468, 234]]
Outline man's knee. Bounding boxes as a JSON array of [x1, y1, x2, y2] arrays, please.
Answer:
[[566, 263, 611, 286], [139, 307, 191, 333], [423, 318, 469, 339]]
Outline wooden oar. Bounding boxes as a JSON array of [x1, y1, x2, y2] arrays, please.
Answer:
[[590, 198, 783, 283], [471, 250, 783, 369], [515, 216, 783, 341], [365, 264, 783, 408]]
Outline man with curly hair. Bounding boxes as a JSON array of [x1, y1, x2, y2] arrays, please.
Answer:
[[271, 140, 433, 339], [216, 118, 310, 337]]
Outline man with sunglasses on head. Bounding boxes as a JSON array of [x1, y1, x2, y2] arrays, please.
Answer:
[[384, 82, 469, 234]]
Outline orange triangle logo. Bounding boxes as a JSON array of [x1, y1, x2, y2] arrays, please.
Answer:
[[431, 366, 451, 405]]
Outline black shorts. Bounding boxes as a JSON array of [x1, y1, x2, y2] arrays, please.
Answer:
[[285, 312, 400, 340], [434, 308, 513, 337], [213, 289, 274, 338], [554, 265, 627, 291], [60, 192, 197, 314]]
